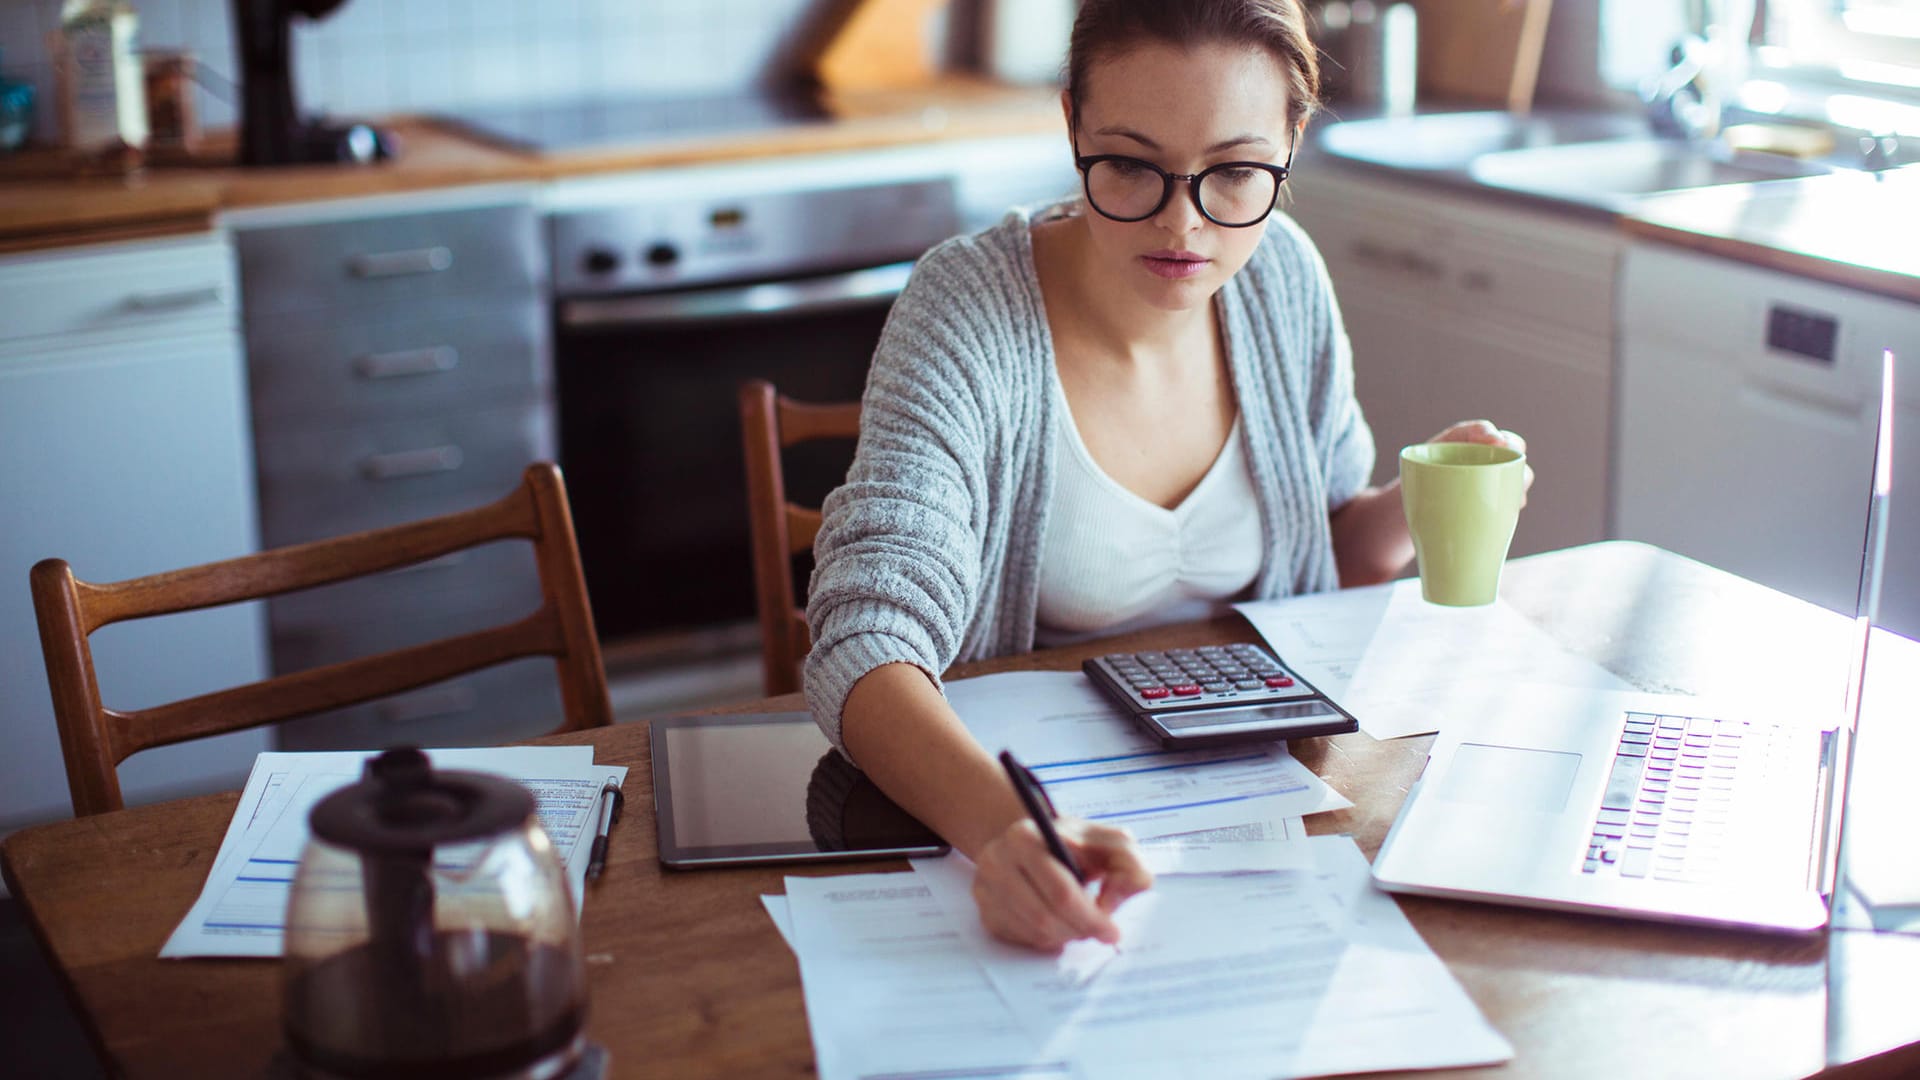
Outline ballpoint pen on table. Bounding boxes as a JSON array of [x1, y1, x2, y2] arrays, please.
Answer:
[[586, 778, 624, 882], [998, 749, 1085, 884]]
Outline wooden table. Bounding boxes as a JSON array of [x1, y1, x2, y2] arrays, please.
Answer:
[[5, 542, 1918, 1078]]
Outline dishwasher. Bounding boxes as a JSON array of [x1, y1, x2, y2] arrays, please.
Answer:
[[1612, 242, 1919, 638]]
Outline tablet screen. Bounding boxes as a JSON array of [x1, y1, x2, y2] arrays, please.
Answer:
[[650, 711, 948, 867]]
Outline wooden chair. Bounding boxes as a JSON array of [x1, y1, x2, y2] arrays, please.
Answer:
[[31, 463, 612, 817], [738, 379, 863, 696]]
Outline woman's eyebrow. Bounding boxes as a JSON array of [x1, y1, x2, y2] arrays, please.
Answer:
[[1093, 127, 1275, 154]]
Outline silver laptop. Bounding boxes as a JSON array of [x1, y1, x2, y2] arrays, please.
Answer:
[[1373, 351, 1897, 933]]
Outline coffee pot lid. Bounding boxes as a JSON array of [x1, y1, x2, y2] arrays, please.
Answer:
[[309, 747, 535, 855]]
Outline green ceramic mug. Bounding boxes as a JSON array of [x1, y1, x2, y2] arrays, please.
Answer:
[[1399, 442, 1527, 606]]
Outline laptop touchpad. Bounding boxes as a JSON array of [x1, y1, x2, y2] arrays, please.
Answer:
[[1437, 743, 1582, 813]]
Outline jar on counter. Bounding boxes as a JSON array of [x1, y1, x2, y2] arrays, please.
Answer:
[[143, 49, 198, 154]]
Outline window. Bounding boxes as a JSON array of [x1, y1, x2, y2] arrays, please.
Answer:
[[1763, 0, 1920, 89]]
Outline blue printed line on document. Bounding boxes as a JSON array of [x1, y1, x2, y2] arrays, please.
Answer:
[[1037, 753, 1267, 785], [1086, 793, 1262, 819]]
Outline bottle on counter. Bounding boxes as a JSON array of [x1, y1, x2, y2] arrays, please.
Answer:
[[54, 0, 148, 168]]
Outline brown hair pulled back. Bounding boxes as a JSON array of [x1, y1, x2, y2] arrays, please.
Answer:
[[1064, 0, 1321, 134]]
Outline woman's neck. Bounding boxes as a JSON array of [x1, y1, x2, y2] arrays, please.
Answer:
[[1038, 212, 1215, 369]]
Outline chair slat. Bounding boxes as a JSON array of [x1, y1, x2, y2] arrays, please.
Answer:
[[778, 400, 862, 447], [787, 506, 824, 554], [80, 490, 538, 632], [118, 611, 564, 757], [739, 380, 861, 697], [30, 463, 611, 817]]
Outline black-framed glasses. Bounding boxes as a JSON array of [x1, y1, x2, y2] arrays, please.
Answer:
[[1073, 137, 1296, 228]]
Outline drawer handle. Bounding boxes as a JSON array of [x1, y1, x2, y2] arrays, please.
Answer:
[[347, 246, 453, 279], [123, 285, 227, 312], [377, 684, 479, 725], [354, 346, 459, 380], [361, 445, 464, 481]]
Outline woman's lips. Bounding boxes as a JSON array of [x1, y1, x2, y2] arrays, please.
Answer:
[[1140, 250, 1209, 280]]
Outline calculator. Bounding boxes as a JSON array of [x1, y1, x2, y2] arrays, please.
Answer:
[[1081, 643, 1357, 748]]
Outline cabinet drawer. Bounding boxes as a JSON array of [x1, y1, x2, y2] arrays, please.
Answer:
[[273, 655, 564, 752], [254, 402, 554, 546], [1290, 168, 1619, 353], [247, 298, 549, 424], [0, 232, 237, 349], [266, 535, 543, 633], [236, 203, 544, 318]]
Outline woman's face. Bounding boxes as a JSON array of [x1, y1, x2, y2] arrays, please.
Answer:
[[1070, 39, 1295, 313]]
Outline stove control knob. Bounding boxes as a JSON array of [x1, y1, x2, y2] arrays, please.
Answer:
[[645, 243, 680, 268], [582, 248, 620, 275]]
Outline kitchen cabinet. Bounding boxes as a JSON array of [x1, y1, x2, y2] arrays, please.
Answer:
[[1614, 242, 1919, 637], [0, 233, 269, 840], [1284, 163, 1621, 558], [227, 186, 560, 750]]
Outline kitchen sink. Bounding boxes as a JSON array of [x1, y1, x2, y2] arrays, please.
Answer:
[[1316, 109, 1653, 172], [1467, 137, 1834, 207], [1315, 109, 1838, 212]]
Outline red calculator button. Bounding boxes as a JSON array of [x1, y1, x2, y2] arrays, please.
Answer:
[[1140, 686, 1171, 699], [1172, 684, 1203, 696], [1264, 676, 1296, 688]]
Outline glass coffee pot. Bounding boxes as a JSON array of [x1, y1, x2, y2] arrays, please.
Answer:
[[281, 748, 587, 1079]]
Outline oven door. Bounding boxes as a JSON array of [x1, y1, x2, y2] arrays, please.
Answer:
[[555, 261, 909, 647]]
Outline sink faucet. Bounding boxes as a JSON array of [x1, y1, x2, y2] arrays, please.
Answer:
[[1645, 36, 1722, 142]]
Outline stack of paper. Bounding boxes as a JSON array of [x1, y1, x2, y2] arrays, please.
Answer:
[[760, 670, 1511, 1079], [161, 747, 628, 959], [766, 837, 1512, 1080]]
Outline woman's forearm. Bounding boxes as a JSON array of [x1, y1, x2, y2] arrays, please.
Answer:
[[1329, 481, 1415, 587], [838, 661, 1027, 858]]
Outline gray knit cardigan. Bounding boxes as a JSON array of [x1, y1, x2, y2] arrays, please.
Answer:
[[803, 203, 1375, 752]]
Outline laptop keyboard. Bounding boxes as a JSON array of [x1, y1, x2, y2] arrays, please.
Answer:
[[1581, 711, 1799, 884]]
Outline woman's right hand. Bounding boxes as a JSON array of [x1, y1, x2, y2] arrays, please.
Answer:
[[970, 816, 1154, 952]]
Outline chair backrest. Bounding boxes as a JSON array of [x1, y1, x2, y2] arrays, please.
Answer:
[[738, 379, 863, 696], [31, 463, 612, 817]]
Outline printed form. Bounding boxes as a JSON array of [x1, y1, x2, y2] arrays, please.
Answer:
[[770, 836, 1511, 1079], [943, 671, 1350, 839], [162, 747, 625, 958]]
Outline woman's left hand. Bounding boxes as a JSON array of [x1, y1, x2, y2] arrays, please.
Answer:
[[1427, 420, 1535, 505]]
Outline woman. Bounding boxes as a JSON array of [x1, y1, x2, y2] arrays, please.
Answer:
[[804, 0, 1528, 952]]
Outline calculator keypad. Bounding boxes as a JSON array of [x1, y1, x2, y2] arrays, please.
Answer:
[[1092, 645, 1318, 711]]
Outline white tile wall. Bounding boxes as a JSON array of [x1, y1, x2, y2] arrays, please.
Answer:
[[0, 0, 826, 145]]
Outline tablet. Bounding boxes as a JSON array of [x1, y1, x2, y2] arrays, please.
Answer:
[[649, 711, 949, 868]]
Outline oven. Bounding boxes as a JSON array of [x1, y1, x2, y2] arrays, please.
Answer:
[[550, 171, 964, 656]]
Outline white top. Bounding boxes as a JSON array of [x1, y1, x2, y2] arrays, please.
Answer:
[[1034, 381, 1266, 646]]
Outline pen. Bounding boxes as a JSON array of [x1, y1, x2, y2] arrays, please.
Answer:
[[586, 779, 624, 882], [998, 750, 1085, 885]]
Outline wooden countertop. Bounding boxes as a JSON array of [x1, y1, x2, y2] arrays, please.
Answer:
[[0, 78, 1064, 253], [1622, 167, 1920, 305]]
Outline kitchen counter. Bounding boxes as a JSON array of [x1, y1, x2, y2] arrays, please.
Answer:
[[1622, 167, 1920, 305], [0, 78, 1064, 252]]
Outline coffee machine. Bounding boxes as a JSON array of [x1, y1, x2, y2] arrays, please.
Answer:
[[231, 0, 393, 165]]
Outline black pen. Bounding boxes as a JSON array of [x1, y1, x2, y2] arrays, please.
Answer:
[[998, 750, 1085, 884], [585, 779, 624, 882]]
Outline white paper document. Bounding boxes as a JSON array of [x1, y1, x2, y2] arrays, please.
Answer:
[[910, 837, 1512, 1080], [162, 747, 626, 959], [1237, 578, 1631, 740], [944, 671, 1351, 835], [772, 835, 1511, 1079], [783, 872, 1075, 1080]]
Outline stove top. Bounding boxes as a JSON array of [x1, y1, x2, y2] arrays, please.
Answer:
[[435, 90, 830, 153]]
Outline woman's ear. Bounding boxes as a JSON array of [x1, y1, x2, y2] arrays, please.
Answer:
[[1060, 90, 1073, 134]]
